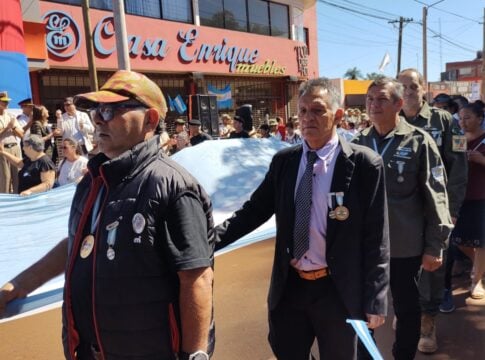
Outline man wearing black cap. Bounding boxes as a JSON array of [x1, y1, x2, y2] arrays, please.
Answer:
[[16, 98, 34, 132], [189, 118, 212, 146], [228, 115, 249, 138], [0, 91, 24, 193], [0, 71, 214, 360]]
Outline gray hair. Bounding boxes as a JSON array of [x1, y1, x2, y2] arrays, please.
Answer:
[[24, 134, 44, 152], [398, 68, 425, 86], [298, 77, 341, 111], [367, 77, 404, 102]]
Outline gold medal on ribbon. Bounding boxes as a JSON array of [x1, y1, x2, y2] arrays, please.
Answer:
[[80, 235, 95, 258], [335, 206, 350, 221], [335, 192, 349, 221]]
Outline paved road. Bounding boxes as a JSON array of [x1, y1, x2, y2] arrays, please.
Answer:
[[1, 238, 484, 359]]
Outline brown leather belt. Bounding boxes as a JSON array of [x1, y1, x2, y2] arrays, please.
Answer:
[[3, 143, 17, 149], [296, 267, 330, 280]]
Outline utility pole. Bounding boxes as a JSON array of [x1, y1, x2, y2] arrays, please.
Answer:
[[416, 0, 444, 97], [81, 0, 98, 91], [389, 17, 413, 76], [423, 6, 427, 86], [112, 0, 130, 70]]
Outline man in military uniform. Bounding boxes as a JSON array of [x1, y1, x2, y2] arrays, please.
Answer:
[[0, 91, 24, 193], [353, 77, 453, 360], [397, 69, 467, 353]]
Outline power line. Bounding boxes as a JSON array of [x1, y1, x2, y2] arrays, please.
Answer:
[[430, 5, 482, 24], [317, 0, 393, 21], [339, 0, 401, 18]]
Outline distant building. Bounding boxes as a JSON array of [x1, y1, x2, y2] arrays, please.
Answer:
[[441, 51, 482, 82], [428, 51, 482, 102]]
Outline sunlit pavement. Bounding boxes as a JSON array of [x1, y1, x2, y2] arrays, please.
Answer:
[[1, 238, 483, 359]]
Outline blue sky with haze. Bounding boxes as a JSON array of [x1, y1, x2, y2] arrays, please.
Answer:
[[316, 0, 483, 81]]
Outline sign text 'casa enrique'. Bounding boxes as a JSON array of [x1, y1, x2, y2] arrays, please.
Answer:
[[43, 10, 286, 75]]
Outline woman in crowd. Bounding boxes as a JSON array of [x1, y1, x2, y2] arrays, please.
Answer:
[[451, 102, 485, 299], [56, 138, 88, 186], [0, 134, 55, 196], [30, 105, 54, 154], [219, 113, 235, 138], [285, 119, 302, 145]]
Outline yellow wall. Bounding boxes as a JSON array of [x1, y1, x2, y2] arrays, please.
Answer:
[[343, 80, 372, 95]]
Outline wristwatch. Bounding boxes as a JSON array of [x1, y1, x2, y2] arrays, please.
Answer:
[[180, 350, 209, 360]]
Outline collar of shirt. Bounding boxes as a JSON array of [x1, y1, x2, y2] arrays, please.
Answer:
[[302, 132, 339, 163]]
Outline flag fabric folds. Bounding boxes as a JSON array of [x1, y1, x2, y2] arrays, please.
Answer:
[[378, 52, 391, 72], [208, 84, 233, 109]]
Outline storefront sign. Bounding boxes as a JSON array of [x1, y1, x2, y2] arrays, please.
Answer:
[[43, 10, 81, 58], [43, 11, 280, 74], [295, 45, 308, 76]]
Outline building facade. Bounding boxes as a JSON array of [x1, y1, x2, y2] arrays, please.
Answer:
[[429, 51, 483, 102], [22, 0, 319, 132]]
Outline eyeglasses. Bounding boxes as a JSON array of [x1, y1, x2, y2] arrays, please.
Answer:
[[92, 102, 147, 122], [64, 103, 73, 106], [62, 146, 71, 150]]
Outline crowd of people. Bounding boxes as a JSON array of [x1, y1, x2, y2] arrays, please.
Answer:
[[0, 94, 91, 195], [0, 69, 483, 360]]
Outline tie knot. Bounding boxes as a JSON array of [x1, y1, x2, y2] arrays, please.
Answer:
[[306, 151, 318, 165]]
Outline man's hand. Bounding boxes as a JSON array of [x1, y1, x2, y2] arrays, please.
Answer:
[[422, 254, 443, 272], [0, 281, 28, 318], [366, 314, 385, 329]]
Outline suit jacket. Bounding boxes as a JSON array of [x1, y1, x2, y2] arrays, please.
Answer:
[[215, 138, 390, 319]]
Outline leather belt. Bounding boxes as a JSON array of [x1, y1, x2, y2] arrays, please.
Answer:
[[296, 267, 330, 281], [3, 143, 17, 149]]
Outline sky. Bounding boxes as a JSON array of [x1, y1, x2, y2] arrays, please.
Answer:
[[316, 0, 483, 81]]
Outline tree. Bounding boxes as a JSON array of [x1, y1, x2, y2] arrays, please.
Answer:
[[344, 67, 363, 80], [366, 72, 385, 80]]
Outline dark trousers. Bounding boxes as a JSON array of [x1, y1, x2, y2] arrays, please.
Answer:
[[419, 250, 447, 316], [391, 256, 422, 360], [268, 269, 357, 360], [358, 257, 421, 360]]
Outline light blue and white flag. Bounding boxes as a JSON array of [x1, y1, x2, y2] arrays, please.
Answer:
[[173, 94, 187, 114], [208, 84, 233, 109], [346, 319, 384, 360]]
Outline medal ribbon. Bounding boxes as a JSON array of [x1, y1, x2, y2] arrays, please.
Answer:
[[90, 187, 105, 235], [372, 137, 394, 157]]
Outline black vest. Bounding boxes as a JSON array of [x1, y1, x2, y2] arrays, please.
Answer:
[[62, 136, 214, 359]]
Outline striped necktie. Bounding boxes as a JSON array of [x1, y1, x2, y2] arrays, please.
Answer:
[[293, 151, 318, 260]]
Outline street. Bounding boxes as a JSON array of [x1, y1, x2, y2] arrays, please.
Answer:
[[0, 238, 484, 359]]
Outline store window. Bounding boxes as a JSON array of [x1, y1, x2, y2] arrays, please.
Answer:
[[199, 0, 225, 28], [269, 2, 288, 38], [45, 1, 193, 23], [125, 0, 161, 19], [90, 0, 112, 10], [199, 0, 288, 38], [224, 0, 248, 32], [162, 1, 193, 22], [248, 0, 269, 35]]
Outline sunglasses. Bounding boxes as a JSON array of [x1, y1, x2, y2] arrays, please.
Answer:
[[92, 102, 147, 122]]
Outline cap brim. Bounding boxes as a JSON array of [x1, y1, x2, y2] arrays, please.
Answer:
[[74, 90, 130, 110]]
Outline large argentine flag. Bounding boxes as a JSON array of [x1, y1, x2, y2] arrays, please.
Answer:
[[0, 0, 32, 105]]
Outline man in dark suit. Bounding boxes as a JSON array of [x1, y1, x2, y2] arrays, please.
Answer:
[[215, 78, 390, 359]]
